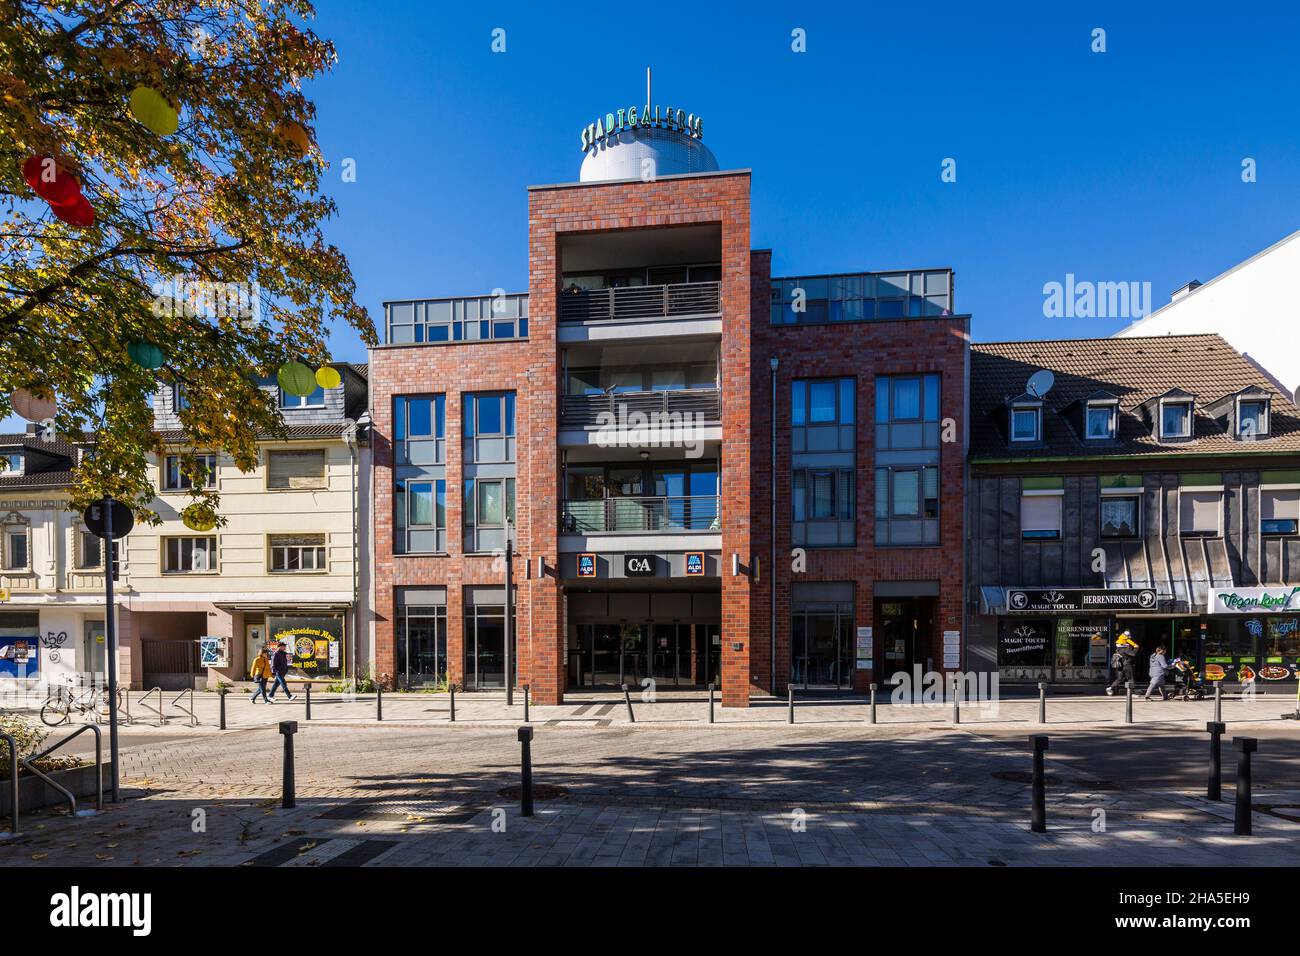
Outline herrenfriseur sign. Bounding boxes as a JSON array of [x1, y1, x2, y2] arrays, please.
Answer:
[[1006, 588, 1158, 614]]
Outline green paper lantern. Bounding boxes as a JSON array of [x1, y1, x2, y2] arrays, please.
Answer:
[[315, 365, 341, 390], [278, 361, 317, 397], [181, 502, 218, 532], [129, 86, 179, 136], [127, 340, 165, 370]]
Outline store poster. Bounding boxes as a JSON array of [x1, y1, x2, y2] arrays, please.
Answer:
[[0, 633, 40, 678]]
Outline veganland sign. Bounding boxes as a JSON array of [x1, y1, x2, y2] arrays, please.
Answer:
[[580, 103, 703, 151], [1211, 586, 1300, 614]]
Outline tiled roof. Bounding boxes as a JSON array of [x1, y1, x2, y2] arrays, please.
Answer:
[[0, 432, 78, 490], [156, 423, 351, 443], [971, 334, 1300, 460]]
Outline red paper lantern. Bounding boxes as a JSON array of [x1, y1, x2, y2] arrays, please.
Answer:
[[52, 195, 95, 228], [22, 155, 80, 207]]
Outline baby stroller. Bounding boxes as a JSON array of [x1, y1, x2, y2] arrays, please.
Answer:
[[1169, 657, 1206, 701]]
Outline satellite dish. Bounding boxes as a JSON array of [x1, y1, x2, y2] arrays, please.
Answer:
[[1026, 370, 1055, 399]]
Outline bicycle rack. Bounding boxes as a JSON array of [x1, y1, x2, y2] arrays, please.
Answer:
[[8, 724, 105, 828], [115, 688, 133, 726], [0, 732, 17, 838], [168, 687, 198, 727], [138, 687, 166, 726]]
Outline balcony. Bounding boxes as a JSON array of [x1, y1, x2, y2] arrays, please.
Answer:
[[562, 496, 720, 534], [559, 281, 721, 324], [561, 388, 721, 429]]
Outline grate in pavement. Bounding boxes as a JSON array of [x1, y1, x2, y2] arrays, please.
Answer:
[[1257, 805, 1300, 823], [991, 770, 1124, 790], [318, 798, 487, 824], [242, 837, 323, 867], [321, 839, 398, 866], [497, 783, 569, 801]]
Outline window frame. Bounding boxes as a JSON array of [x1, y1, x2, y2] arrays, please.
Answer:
[[267, 533, 329, 574], [463, 476, 516, 553], [161, 453, 218, 493], [1010, 405, 1041, 443], [2, 522, 31, 571], [2, 452, 23, 476], [1085, 402, 1117, 441], [1237, 398, 1270, 440], [1099, 493, 1141, 539], [1178, 488, 1223, 538], [161, 535, 217, 574], [1260, 487, 1300, 537], [265, 448, 328, 491], [1020, 491, 1063, 540], [1159, 400, 1193, 439], [279, 384, 326, 409]]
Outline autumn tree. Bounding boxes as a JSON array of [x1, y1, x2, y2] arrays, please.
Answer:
[[0, 0, 374, 521]]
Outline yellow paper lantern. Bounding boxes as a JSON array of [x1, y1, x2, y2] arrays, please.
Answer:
[[181, 502, 218, 532], [129, 86, 179, 136], [315, 365, 341, 390]]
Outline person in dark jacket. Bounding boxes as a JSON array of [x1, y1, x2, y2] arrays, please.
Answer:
[[1105, 632, 1138, 695], [266, 641, 296, 701], [1144, 645, 1171, 701]]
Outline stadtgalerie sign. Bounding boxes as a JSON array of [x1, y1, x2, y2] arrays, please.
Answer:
[[580, 103, 704, 151], [1210, 586, 1300, 614], [1006, 588, 1157, 613]]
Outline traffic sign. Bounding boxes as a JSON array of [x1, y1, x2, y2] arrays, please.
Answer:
[[84, 498, 134, 539]]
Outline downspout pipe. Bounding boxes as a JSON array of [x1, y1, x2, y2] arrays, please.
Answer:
[[770, 356, 778, 696]]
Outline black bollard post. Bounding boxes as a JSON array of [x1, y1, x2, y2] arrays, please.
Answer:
[[621, 683, 635, 723], [1030, 734, 1049, 833], [523, 684, 530, 723], [869, 683, 877, 724], [788, 684, 794, 724], [376, 682, 382, 722], [305, 682, 312, 721], [279, 721, 298, 809], [219, 686, 228, 730], [1125, 680, 1134, 724], [517, 726, 534, 818], [951, 674, 961, 725], [449, 683, 456, 722], [1206, 721, 1225, 801], [1214, 683, 1222, 723], [1233, 737, 1257, 836], [1038, 681, 1047, 724], [708, 683, 714, 724]]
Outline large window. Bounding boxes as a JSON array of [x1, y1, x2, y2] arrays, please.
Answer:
[[771, 271, 952, 325], [396, 478, 447, 553], [163, 536, 215, 573], [1100, 495, 1141, 538], [162, 453, 217, 492], [268, 533, 327, 572], [1261, 489, 1300, 536], [267, 449, 327, 490], [1021, 492, 1063, 540], [394, 395, 445, 466], [1179, 490, 1222, 537], [464, 477, 515, 553], [875, 374, 941, 450], [463, 392, 516, 464], [790, 584, 854, 688], [387, 295, 528, 344], [396, 589, 447, 688], [2, 520, 30, 571], [793, 378, 855, 547], [874, 466, 939, 546], [463, 587, 514, 689]]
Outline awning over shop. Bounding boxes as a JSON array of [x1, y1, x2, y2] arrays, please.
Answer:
[[980, 586, 1007, 615], [1098, 538, 1233, 610]]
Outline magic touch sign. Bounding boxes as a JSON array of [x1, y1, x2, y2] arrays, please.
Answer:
[[580, 104, 704, 151], [1006, 588, 1158, 614], [1210, 586, 1300, 614]]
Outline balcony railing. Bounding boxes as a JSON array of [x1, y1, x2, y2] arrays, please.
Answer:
[[559, 281, 721, 323], [562, 496, 720, 533], [560, 388, 721, 429]]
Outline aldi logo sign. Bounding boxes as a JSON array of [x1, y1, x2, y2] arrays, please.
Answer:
[[685, 552, 705, 576], [577, 553, 596, 578]]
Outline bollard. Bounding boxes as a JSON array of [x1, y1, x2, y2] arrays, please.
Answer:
[[1233, 737, 1257, 836], [622, 683, 636, 723], [376, 682, 382, 722], [788, 684, 794, 724], [1214, 683, 1222, 723], [218, 686, 228, 731], [1030, 734, 1049, 833], [1206, 721, 1225, 801], [708, 683, 714, 724], [517, 726, 535, 817], [523, 684, 530, 723], [869, 683, 877, 725], [279, 721, 298, 809], [951, 674, 961, 725], [1038, 681, 1047, 724], [305, 682, 312, 721], [449, 683, 456, 722], [1, 733, 17, 837], [1125, 681, 1134, 724]]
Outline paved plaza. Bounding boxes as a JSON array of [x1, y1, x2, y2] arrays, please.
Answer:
[[3, 688, 1299, 867]]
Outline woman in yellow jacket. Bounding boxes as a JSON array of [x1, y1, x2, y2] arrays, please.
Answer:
[[249, 648, 274, 704]]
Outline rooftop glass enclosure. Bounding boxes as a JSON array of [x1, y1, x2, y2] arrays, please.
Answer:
[[771, 269, 953, 325]]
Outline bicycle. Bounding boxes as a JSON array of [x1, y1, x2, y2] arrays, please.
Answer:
[[39, 681, 116, 727]]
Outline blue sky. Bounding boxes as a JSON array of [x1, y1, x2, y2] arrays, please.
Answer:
[[304, 0, 1298, 361]]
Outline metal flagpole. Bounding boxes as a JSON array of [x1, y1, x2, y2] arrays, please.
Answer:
[[504, 518, 513, 706], [103, 496, 121, 803]]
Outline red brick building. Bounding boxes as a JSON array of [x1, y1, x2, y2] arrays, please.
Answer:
[[368, 112, 969, 706]]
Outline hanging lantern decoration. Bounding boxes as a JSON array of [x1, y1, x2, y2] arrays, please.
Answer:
[[22, 156, 80, 206], [181, 501, 219, 533], [314, 365, 341, 390], [51, 195, 96, 228], [277, 361, 317, 397], [276, 120, 311, 154], [10, 388, 57, 422], [127, 340, 165, 370], [128, 86, 180, 136]]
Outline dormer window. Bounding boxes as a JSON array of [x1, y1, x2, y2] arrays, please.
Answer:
[[1160, 400, 1192, 439], [1237, 398, 1269, 440], [1, 452, 22, 476], [172, 383, 190, 412], [280, 384, 325, 409], [1085, 402, 1117, 440], [1010, 403, 1041, 442]]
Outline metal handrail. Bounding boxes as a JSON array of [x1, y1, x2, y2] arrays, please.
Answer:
[[20, 723, 103, 819], [138, 686, 166, 726], [562, 495, 720, 533], [0, 733, 17, 836], [168, 687, 198, 727], [560, 388, 721, 428], [559, 281, 721, 323]]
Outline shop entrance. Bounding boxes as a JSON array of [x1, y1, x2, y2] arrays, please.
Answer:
[[572, 622, 720, 689], [876, 598, 933, 683], [1118, 618, 1200, 682]]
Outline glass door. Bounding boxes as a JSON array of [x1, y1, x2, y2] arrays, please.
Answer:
[[401, 609, 447, 688], [83, 620, 106, 681]]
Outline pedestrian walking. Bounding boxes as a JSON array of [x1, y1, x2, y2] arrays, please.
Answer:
[[249, 647, 274, 704], [1105, 631, 1138, 695], [1144, 645, 1171, 700], [266, 641, 297, 701]]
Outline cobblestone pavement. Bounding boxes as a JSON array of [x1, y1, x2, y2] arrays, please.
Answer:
[[2, 699, 1299, 867]]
